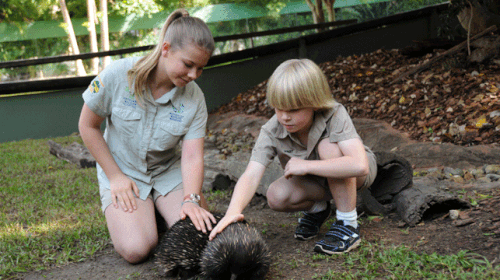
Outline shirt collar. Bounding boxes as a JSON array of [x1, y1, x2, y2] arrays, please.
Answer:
[[154, 87, 178, 105], [272, 106, 337, 155], [273, 107, 336, 139]]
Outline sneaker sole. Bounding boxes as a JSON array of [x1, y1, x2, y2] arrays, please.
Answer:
[[313, 239, 361, 255], [294, 234, 317, 241]]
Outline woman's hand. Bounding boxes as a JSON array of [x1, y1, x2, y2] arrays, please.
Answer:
[[208, 214, 245, 240], [109, 173, 140, 213], [180, 202, 217, 234], [284, 157, 309, 179]]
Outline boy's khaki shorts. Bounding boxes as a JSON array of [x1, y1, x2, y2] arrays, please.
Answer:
[[300, 150, 377, 195], [360, 151, 378, 190]]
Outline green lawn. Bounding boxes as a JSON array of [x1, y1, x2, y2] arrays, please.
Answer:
[[0, 135, 109, 278]]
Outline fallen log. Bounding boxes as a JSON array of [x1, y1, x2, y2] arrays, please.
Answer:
[[391, 25, 497, 85], [394, 179, 470, 226], [48, 140, 96, 168]]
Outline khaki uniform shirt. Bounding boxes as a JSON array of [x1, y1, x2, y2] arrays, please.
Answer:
[[250, 103, 374, 170], [82, 57, 208, 200]]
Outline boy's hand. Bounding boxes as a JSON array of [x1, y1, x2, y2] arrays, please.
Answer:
[[109, 173, 140, 213], [284, 157, 309, 178], [209, 214, 245, 240]]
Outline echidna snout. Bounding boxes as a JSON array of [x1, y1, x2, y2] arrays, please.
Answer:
[[200, 222, 271, 280]]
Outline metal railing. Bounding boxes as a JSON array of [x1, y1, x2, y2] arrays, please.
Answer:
[[0, 3, 451, 96], [0, 19, 357, 70]]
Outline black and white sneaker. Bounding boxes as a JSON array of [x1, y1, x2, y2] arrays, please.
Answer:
[[294, 201, 331, 241], [314, 220, 361, 255]]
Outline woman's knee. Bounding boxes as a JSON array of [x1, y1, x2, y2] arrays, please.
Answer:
[[116, 238, 157, 264]]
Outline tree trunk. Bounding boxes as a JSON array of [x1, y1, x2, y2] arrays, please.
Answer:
[[323, 0, 336, 22], [457, 0, 500, 36], [305, 0, 324, 32], [87, 0, 99, 74], [59, 0, 86, 76], [100, 0, 111, 70]]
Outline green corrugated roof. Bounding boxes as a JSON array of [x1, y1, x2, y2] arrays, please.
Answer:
[[0, 0, 390, 43], [279, 0, 390, 14]]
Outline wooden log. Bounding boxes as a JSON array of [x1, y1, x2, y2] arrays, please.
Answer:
[[394, 181, 470, 226], [391, 25, 498, 85], [48, 140, 96, 168]]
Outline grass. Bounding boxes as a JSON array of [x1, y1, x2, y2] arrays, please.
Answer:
[[0, 135, 109, 279], [1, 135, 500, 279], [312, 242, 500, 279]]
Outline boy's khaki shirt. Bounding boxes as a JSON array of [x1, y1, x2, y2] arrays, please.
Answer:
[[250, 103, 373, 169]]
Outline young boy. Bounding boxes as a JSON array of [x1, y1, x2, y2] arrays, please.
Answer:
[[209, 59, 377, 255]]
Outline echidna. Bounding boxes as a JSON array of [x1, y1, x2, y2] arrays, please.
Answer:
[[199, 222, 271, 280], [155, 214, 223, 279]]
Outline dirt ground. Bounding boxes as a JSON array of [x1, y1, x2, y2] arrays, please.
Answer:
[[18, 180, 500, 280]]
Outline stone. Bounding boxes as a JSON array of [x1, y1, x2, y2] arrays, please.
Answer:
[[486, 174, 500, 182], [443, 167, 463, 177], [449, 210, 460, 220], [484, 164, 500, 175]]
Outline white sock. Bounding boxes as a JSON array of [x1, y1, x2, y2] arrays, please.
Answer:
[[336, 209, 358, 228], [306, 201, 327, 213]]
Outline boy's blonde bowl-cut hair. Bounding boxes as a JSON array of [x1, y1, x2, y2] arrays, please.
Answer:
[[266, 59, 335, 111]]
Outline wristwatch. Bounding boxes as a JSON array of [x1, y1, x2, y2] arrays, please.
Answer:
[[183, 193, 201, 204]]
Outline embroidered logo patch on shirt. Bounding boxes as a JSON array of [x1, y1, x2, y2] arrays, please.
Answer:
[[169, 112, 184, 122], [89, 75, 104, 94], [170, 104, 184, 122], [172, 104, 185, 114], [122, 96, 137, 109]]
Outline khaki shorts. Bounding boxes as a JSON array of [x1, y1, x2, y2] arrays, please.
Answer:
[[100, 182, 182, 213], [360, 150, 378, 190], [299, 150, 377, 194]]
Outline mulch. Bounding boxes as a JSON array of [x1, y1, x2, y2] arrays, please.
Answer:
[[214, 47, 500, 147]]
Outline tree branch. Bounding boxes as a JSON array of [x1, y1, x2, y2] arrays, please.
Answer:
[[391, 25, 497, 85]]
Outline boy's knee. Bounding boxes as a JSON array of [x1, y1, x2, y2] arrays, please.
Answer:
[[266, 183, 290, 211]]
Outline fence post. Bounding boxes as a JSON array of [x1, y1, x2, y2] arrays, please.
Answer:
[[299, 37, 307, 58]]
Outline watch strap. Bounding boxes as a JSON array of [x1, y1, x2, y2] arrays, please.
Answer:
[[183, 193, 200, 202]]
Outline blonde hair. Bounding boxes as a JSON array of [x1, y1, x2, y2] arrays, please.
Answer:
[[266, 59, 335, 111], [127, 9, 215, 104]]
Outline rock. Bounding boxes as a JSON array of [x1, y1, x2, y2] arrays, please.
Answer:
[[486, 174, 500, 182], [470, 168, 485, 178], [477, 177, 492, 184], [452, 218, 474, 227], [397, 143, 500, 170], [427, 168, 445, 180], [443, 167, 463, 177], [484, 164, 500, 175], [449, 210, 460, 220], [463, 171, 474, 181], [450, 176, 465, 184]]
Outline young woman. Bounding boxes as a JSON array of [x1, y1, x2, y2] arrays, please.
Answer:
[[78, 9, 216, 263]]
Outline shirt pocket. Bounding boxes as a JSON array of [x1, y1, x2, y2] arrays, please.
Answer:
[[152, 121, 188, 151], [111, 107, 141, 137]]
